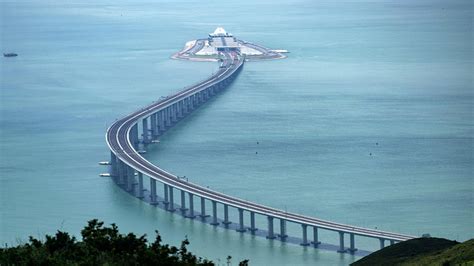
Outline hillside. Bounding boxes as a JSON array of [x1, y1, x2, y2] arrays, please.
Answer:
[[352, 237, 474, 266]]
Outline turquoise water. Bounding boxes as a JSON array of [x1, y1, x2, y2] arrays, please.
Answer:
[[1, 0, 472, 265]]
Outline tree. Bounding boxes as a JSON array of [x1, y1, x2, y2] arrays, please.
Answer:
[[0, 220, 247, 266]]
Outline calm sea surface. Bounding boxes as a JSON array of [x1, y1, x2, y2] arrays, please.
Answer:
[[1, 0, 472, 265]]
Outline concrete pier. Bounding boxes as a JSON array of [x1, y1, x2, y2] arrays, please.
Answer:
[[237, 208, 246, 232], [312, 227, 321, 247], [168, 186, 175, 212], [150, 113, 157, 139], [349, 233, 358, 253], [380, 238, 385, 249], [137, 172, 144, 198], [267, 216, 276, 239], [301, 224, 310, 246], [338, 232, 346, 253], [163, 184, 169, 208], [249, 212, 257, 233], [210, 200, 219, 225], [223, 204, 231, 226], [199, 197, 208, 219], [187, 192, 195, 218], [180, 190, 187, 212], [150, 179, 157, 204], [280, 219, 287, 240]]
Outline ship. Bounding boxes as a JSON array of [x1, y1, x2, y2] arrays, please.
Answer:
[[3, 53, 18, 57]]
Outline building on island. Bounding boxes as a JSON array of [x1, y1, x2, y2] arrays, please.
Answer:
[[208, 27, 240, 52]]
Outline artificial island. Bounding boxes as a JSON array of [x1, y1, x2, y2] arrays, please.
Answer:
[[172, 27, 288, 61]]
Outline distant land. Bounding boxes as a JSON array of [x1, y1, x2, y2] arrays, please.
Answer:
[[351, 237, 474, 266]]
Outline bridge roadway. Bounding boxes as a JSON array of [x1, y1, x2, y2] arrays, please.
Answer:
[[105, 51, 415, 253]]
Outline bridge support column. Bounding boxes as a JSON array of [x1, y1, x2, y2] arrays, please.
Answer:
[[189, 96, 194, 110], [178, 101, 184, 118], [126, 166, 134, 192], [337, 231, 346, 253], [168, 186, 175, 212], [171, 104, 177, 123], [110, 152, 117, 177], [390, 240, 395, 245], [116, 160, 125, 185], [163, 184, 169, 208], [131, 124, 139, 149], [237, 208, 246, 232], [379, 238, 385, 249], [223, 204, 231, 226], [249, 212, 257, 233], [180, 190, 187, 212], [142, 117, 149, 144], [150, 113, 157, 139], [150, 179, 157, 204], [164, 108, 171, 127], [266, 216, 276, 239], [301, 224, 310, 246], [199, 197, 208, 219], [158, 110, 165, 132], [210, 200, 219, 225], [312, 227, 321, 247], [349, 233, 357, 253], [280, 219, 287, 240], [187, 192, 195, 218], [137, 172, 144, 198]]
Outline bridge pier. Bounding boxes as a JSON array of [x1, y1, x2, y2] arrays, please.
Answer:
[[110, 152, 117, 177], [116, 160, 125, 185], [171, 104, 178, 123], [165, 107, 171, 127], [236, 208, 246, 232], [337, 231, 346, 253], [142, 117, 149, 144], [348, 233, 357, 253], [312, 227, 321, 247], [266, 216, 276, 239], [126, 166, 134, 192], [199, 197, 208, 219], [163, 184, 169, 208], [168, 186, 175, 212], [180, 190, 187, 212], [301, 224, 310, 246], [223, 204, 231, 226], [279, 219, 287, 240], [187, 193, 195, 218], [210, 200, 219, 225], [131, 124, 139, 149], [150, 179, 157, 204], [379, 238, 385, 249], [158, 110, 165, 133], [390, 240, 395, 245], [185, 98, 191, 113], [249, 212, 257, 233], [150, 114, 158, 139], [137, 172, 144, 198]]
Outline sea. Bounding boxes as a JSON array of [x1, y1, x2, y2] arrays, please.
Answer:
[[1, 0, 472, 265]]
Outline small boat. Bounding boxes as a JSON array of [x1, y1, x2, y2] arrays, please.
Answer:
[[3, 53, 18, 57]]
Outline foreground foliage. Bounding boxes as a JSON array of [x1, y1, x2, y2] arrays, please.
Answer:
[[1, 219, 249, 266]]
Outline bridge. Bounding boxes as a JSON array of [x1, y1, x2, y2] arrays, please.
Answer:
[[103, 51, 415, 254]]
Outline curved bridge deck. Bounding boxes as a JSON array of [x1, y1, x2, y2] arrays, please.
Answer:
[[105, 52, 415, 254]]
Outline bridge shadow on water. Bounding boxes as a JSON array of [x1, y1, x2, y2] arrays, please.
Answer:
[[116, 180, 372, 257]]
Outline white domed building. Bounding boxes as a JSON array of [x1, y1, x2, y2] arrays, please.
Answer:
[[208, 27, 239, 52]]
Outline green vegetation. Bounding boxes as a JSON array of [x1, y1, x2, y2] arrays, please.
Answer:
[[352, 237, 474, 266], [0, 219, 249, 266]]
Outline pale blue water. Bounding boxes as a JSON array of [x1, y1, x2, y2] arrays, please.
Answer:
[[1, 0, 472, 265]]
